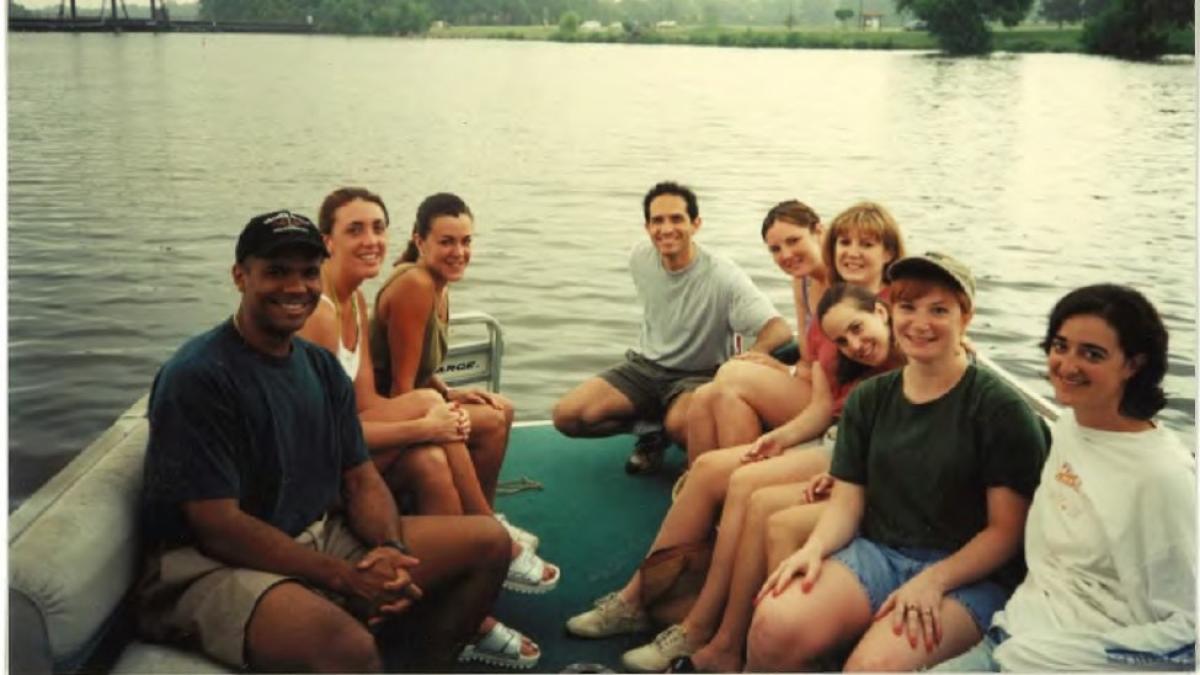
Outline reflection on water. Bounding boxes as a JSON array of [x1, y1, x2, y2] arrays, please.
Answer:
[[8, 35, 1195, 508]]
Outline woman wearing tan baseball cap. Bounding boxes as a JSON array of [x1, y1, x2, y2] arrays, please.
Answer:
[[748, 251, 1049, 672]]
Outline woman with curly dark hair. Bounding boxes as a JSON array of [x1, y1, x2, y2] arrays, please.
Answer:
[[937, 284, 1195, 671]]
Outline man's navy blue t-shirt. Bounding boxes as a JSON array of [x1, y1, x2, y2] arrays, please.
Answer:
[[142, 319, 369, 548]]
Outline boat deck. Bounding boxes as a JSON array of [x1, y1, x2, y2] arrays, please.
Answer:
[[8, 315, 1063, 673], [483, 423, 685, 673]]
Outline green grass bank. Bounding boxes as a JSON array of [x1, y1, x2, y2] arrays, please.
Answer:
[[430, 23, 1194, 55]]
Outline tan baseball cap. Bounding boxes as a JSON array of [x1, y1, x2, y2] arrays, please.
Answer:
[[886, 251, 976, 305]]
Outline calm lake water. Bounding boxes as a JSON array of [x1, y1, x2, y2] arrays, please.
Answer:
[[8, 33, 1196, 509]]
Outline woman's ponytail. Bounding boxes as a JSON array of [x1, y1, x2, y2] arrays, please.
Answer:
[[398, 239, 420, 265]]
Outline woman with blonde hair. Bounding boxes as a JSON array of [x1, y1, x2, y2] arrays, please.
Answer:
[[685, 200, 905, 461]]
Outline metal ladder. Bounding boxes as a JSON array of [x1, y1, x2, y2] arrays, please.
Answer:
[[437, 311, 505, 393]]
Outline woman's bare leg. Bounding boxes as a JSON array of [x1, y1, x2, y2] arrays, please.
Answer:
[[460, 394, 514, 504], [676, 451, 829, 646], [714, 360, 814, 433], [663, 390, 695, 449], [362, 390, 486, 515], [373, 444, 463, 515], [612, 446, 748, 604], [457, 396, 554, 585], [439, 439, 492, 515], [691, 486, 817, 672], [843, 598, 981, 671], [363, 387, 445, 421], [685, 384, 762, 464], [765, 501, 825, 572], [746, 560, 873, 671], [363, 396, 494, 517], [686, 360, 814, 464], [685, 383, 723, 460]]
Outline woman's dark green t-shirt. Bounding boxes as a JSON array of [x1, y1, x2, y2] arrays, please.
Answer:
[[830, 364, 1050, 585]]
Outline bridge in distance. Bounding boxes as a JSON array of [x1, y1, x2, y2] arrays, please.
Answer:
[[9, 0, 313, 33]]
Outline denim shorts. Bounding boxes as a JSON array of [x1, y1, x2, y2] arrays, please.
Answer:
[[830, 537, 1010, 633]]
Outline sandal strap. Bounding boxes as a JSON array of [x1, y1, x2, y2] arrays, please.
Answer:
[[477, 621, 536, 658], [508, 544, 548, 583]]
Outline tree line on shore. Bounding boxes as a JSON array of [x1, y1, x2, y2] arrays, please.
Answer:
[[893, 0, 1192, 57], [10, 0, 1192, 60]]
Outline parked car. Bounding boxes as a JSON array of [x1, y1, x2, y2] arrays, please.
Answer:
[[904, 18, 928, 31]]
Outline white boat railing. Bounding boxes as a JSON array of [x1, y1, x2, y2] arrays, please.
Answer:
[[438, 310, 504, 393]]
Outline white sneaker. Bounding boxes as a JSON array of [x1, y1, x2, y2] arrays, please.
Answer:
[[565, 592, 651, 638], [621, 624, 695, 673]]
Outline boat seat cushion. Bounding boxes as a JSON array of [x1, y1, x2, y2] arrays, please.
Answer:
[[9, 404, 150, 671]]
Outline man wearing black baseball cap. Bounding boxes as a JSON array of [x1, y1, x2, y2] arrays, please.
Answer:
[[137, 210, 510, 672], [231, 210, 329, 354]]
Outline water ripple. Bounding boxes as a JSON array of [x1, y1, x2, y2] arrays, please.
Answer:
[[7, 35, 1196, 507]]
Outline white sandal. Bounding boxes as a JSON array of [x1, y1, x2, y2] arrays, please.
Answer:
[[459, 621, 540, 670], [504, 543, 560, 594], [495, 513, 540, 552]]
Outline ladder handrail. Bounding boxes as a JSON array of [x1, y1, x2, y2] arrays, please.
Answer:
[[443, 310, 505, 393]]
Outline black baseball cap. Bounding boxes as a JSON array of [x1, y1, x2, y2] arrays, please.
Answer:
[[235, 210, 328, 263]]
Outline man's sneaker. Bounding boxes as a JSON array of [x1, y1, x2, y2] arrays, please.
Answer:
[[621, 624, 696, 673], [565, 592, 651, 638], [625, 431, 669, 475]]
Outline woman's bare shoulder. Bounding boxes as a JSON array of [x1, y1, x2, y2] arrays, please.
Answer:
[[378, 267, 436, 323], [381, 265, 435, 300], [299, 299, 339, 350]]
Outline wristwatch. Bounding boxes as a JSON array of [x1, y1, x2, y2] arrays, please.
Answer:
[[380, 539, 411, 555]]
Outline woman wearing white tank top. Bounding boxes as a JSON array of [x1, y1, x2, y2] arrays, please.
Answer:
[[299, 187, 550, 669]]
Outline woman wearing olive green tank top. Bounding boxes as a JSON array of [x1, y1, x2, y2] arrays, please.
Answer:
[[371, 262, 447, 393], [373, 193, 560, 600]]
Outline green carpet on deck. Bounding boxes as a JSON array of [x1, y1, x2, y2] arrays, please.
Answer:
[[461, 423, 685, 674]]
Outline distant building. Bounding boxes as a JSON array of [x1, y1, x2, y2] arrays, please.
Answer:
[[861, 11, 883, 30], [431, 20, 447, 29], [580, 20, 602, 31]]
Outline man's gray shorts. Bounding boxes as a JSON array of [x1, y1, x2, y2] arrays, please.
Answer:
[[599, 349, 716, 420]]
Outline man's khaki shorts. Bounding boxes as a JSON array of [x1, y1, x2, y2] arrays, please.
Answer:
[[136, 514, 367, 668]]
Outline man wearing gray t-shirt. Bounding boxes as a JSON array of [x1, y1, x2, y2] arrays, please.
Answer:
[[552, 181, 791, 472]]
